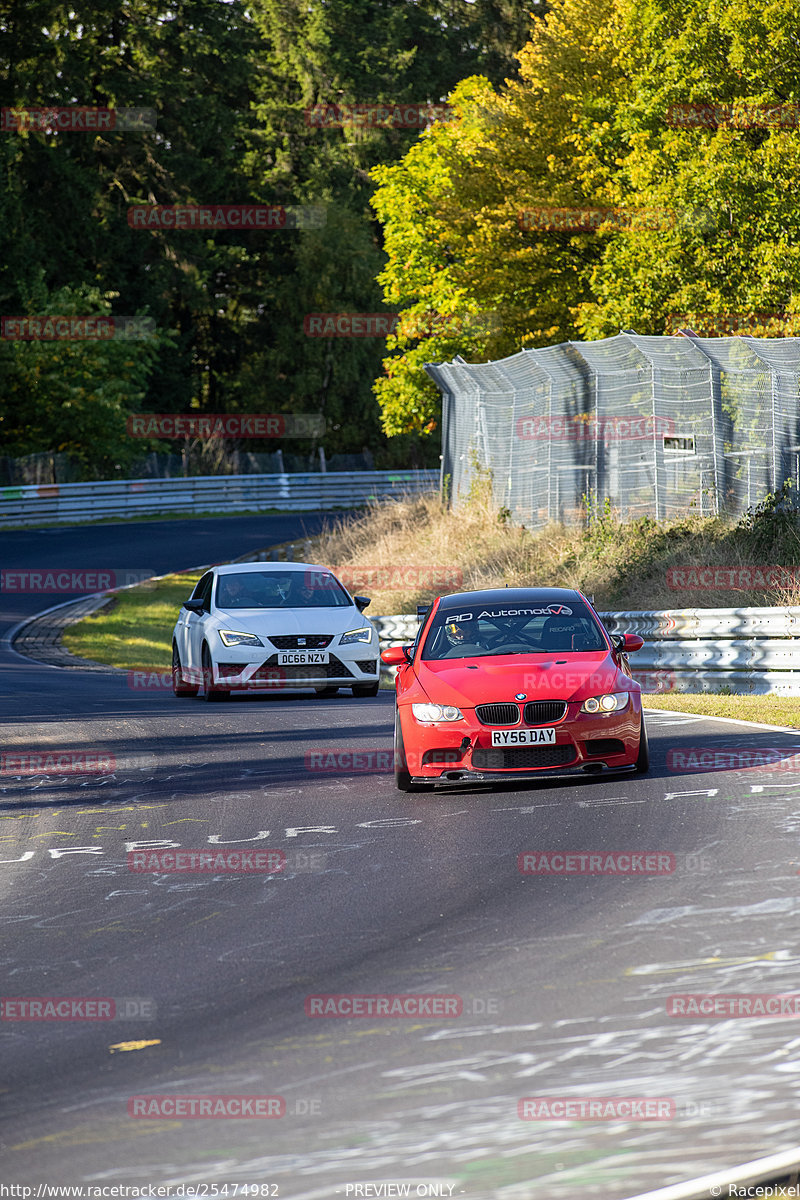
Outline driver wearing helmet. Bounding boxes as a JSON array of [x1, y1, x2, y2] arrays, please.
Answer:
[[445, 621, 469, 647]]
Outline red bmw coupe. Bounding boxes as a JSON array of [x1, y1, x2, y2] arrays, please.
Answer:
[[381, 587, 648, 791]]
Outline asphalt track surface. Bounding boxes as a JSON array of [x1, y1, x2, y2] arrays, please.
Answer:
[[2, 515, 800, 1198]]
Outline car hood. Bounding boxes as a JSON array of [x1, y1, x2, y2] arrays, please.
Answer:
[[211, 607, 368, 639], [415, 652, 631, 707]]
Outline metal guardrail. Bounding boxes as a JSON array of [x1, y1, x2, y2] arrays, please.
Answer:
[[0, 470, 440, 527], [374, 606, 800, 695]]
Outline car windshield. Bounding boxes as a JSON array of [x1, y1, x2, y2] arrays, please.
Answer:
[[422, 600, 608, 659], [215, 570, 351, 609]]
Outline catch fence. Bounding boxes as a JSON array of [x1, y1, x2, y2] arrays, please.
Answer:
[[426, 334, 800, 527]]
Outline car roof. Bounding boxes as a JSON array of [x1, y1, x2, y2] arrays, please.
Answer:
[[436, 587, 584, 609], [213, 562, 336, 575]]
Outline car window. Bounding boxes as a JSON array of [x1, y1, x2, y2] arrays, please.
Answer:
[[421, 600, 608, 659], [190, 573, 213, 608], [214, 570, 351, 609]]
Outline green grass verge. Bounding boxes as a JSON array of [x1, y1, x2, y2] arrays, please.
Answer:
[[643, 692, 800, 728], [62, 571, 202, 672]]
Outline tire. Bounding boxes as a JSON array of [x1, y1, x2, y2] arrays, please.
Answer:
[[172, 642, 199, 697], [315, 685, 339, 697], [394, 709, 415, 791], [634, 712, 650, 774], [202, 644, 230, 702], [352, 681, 379, 697]]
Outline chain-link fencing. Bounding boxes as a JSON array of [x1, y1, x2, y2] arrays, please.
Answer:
[[426, 334, 800, 526]]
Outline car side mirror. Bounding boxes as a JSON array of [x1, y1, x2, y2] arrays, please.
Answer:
[[183, 598, 205, 614], [354, 595, 371, 612], [381, 644, 411, 666], [613, 632, 643, 652]]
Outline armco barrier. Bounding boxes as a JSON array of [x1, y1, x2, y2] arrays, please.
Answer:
[[374, 606, 800, 695], [0, 470, 439, 527]]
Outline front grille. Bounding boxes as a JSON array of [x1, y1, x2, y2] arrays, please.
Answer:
[[355, 659, 377, 673], [254, 653, 354, 680], [475, 703, 520, 726], [472, 744, 576, 770], [268, 635, 332, 649], [523, 700, 568, 725], [584, 738, 626, 757]]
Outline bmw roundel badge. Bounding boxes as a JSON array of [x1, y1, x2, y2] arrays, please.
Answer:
[[515, 693, 526, 700]]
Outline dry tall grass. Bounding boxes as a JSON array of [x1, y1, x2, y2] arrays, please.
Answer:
[[311, 482, 800, 616]]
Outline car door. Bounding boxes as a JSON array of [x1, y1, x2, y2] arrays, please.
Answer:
[[185, 572, 214, 675]]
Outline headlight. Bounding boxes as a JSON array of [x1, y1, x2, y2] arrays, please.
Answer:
[[339, 627, 372, 645], [218, 630, 264, 648], [411, 703, 464, 722], [581, 692, 630, 714]]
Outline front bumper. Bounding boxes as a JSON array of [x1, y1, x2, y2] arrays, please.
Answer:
[[211, 645, 379, 691], [400, 698, 642, 781]]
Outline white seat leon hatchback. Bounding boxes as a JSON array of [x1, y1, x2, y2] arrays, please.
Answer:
[[171, 561, 381, 701]]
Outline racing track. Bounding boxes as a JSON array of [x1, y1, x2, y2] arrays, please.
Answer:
[[2, 515, 800, 1197]]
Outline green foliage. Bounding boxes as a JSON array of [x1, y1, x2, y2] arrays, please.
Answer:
[[1, 0, 535, 476], [0, 280, 164, 475]]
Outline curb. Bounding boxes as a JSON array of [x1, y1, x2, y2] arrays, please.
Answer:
[[7, 594, 124, 671]]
